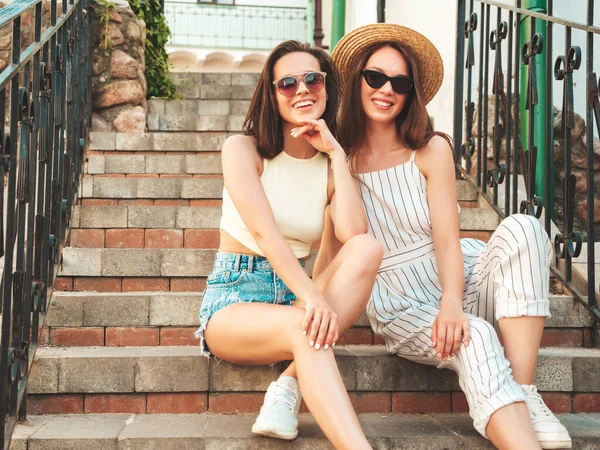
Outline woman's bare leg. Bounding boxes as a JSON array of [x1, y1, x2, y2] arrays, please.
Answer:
[[279, 235, 382, 382], [499, 317, 545, 384], [205, 302, 372, 450]]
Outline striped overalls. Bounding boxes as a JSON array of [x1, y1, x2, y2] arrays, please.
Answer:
[[358, 150, 552, 437]]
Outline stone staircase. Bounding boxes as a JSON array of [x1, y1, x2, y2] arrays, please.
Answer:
[[13, 72, 600, 449]]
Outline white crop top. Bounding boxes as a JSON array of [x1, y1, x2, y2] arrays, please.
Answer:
[[220, 150, 329, 258]]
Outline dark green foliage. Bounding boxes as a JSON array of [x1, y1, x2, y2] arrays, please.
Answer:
[[129, 0, 177, 99]]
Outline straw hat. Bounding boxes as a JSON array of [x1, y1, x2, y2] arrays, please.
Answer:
[[331, 24, 444, 104]]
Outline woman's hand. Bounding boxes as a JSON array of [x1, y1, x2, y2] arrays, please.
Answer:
[[291, 119, 343, 157], [301, 293, 339, 350], [431, 301, 471, 361]]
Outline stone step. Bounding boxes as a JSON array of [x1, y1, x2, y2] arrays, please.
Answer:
[[86, 154, 222, 175], [80, 176, 224, 200], [70, 205, 498, 232], [12, 413, 600, 449], [41, 293, 594, 348], [28, 345, 600, 397], [45, 292, 592, 331], [169, 72, 258, 100], [146, 114, 245, 132], [90, 132, 228, 152], [148, 99, 250, 116], [79, 176, 478, 201]]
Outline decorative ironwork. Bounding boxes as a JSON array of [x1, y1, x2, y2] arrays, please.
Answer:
[[453, 0, 599, 321], [0, 1, 92, 449]]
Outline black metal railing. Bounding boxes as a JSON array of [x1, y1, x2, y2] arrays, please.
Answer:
[[454, 0, 599, 322], [164, 1, 307, 50], [0, 1, 91, 448]]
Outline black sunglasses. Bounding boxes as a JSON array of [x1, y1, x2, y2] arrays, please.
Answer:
[[361, 69, 414, 95], [272, 71, 327, 97]]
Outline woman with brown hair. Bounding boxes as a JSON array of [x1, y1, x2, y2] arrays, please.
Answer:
[[324, 24, 570, 449], [195, 40, 381, 449]]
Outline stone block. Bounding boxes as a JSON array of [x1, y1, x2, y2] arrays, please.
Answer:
[[149, 294, 200, 326], [146, 113, 159, 131], [200, 85, 232, 100], [46, 294, 84, 327], [459, 208, 500, 230], [159, 115, 197, 132], [202, 73, 231, 85], [230, 100, 250, 115], [117, 413, 206, 449], [231, 73, 259, 86], [164, 100, 201, 115], [87, 155, 106, 174], [161, 249, 216, 277], [194, 132, 227, 151], [58, 349, 136, 393], [175, 206, 221, 229], [180, 178, 223, 199], [28, 356, 59, 394], [116, 133, 154, 151], [354, 352, 429, 391], [61, 248, 102, 276], [185, 155, 222, 175], [84, 294, 150, 327], [456, 181, 478, 201], [105, 155, 145, 174], [174, 81, 201, 99], [80, 206, 128, 228], [89, 132, 116, 150], [137, 178, 182, 199], [147, 99, 165, 115], [153, 132, 194, 151], [230, 85, 255, 100], [573, 355, 600, 392], [128, 206, 177, 229], [71, 206, 81, 228], [135, 347, 208, 392], [546, 295, 594, 328], [227, 116, 245, 132], [209, 360, 283, 392], [197, 116, 228, 132], [198, 100, 230, 115], [94, 178, 137, 199], [146, 155, 185, 174], [102, 249, 162, 277], [81, 176, 94, 198], [534, 355, 573, 391]]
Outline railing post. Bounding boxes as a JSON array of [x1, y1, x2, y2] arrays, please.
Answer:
[[453, 0, 467, 165], [330, 0, 345, 51]]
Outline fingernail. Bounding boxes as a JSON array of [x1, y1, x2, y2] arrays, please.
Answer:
[[450, 353, 455, 357], [437, 353, 442, 358], [315, 344, 320, 350], [303, 330, 306, 336], [332, 342, 336, 347], [309, 340, 314, 347], [324, 344, 329, 350]]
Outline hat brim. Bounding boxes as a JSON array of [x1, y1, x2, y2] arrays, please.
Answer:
[[331, 24, 444, 105]]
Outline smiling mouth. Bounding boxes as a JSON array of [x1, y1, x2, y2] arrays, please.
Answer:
[[372, 99, 393, 108], [293, 100, 315, 109]]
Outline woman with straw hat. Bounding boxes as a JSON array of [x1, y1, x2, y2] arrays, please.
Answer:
[[324, 24, 569, 449]]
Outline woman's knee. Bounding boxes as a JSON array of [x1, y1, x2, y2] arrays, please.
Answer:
[[343, 234, 384, 270]]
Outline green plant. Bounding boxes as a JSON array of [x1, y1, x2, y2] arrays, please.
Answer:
[[129, 0, 178, 99], [97, 0, 116, 51]]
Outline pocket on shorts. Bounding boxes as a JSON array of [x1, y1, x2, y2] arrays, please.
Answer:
[[206, 268, 248, 288]]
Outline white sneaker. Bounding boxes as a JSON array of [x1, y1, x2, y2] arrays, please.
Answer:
[[252, 376, 301, 440], [521, 384, 572, 449]]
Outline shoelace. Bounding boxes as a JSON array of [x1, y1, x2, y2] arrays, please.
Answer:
[[269, 384, 298, 411], [524, 387, 553, 420]]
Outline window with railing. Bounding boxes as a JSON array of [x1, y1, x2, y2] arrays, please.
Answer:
[[164, 1, 307, 50]]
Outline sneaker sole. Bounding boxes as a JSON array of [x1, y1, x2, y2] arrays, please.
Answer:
[[251, 424, 298, 441], [539, 439, 572, 449]]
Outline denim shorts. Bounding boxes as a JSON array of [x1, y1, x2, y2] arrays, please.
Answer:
[[195, 252, 302, 356]]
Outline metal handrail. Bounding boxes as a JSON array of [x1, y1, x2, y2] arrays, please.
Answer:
[[454, 0, 599, 324], [0, 1, 92, 448]]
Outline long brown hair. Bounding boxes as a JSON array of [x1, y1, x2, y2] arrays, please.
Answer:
[[243, 41, 340, 159], [337, 42, 451, 170]]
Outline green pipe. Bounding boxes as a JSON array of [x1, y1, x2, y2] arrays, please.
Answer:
[[519, 0, 552, 208], [330, 0, 346, 51], [307, 0, 315, 45]]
